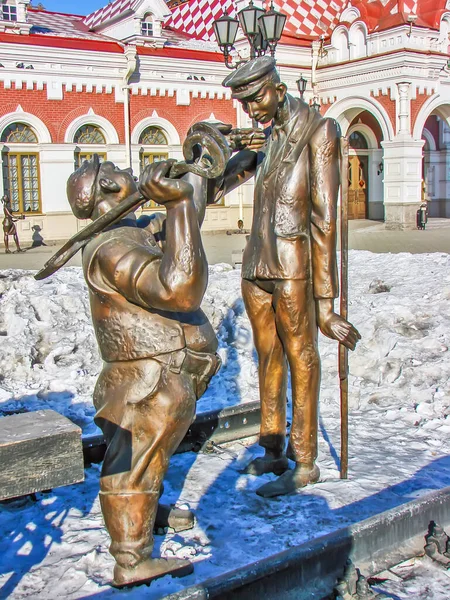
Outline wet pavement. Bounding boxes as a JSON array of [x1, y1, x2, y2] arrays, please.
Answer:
[[0, 218, 449, 272]]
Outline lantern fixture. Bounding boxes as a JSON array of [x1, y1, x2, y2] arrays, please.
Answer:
[[212, 9, 239, 66], [258, 1, 287, 56], [238, 0, 265, 58], [311, 98, 321, 112], [213, 2, 286, 69], [296, 74, 307, 99]]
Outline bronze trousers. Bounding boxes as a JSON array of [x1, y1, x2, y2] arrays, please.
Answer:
[[93, 350, 218, 567], [242, 278, 320, 465], [94, 356, 198, 495]]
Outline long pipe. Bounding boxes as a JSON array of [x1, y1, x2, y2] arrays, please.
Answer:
[[122, 45, 137, 169]]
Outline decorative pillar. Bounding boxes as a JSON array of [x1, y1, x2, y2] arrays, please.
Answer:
[[382, 138, 424, 229], [397, 82, 411, 136], [382, 81, 422, 229], [440, 120, 450, 217]]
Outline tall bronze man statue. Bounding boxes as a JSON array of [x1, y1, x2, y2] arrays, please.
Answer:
[[2, 194, 23, 253], [67, 156, 220, 588], [218, 57, 360, 498]]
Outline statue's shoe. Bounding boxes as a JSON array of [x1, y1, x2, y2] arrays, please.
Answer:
[[112, 557, 193, 588], [256, 464, 320, 498], [154, 504, 195, 533], [241, 455, 289, 476]]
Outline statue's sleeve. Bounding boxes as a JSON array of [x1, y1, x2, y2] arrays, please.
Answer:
[[309, 118, 340, 299], [209, 149, 259, 204]]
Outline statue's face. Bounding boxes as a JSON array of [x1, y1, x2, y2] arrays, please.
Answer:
[[240, 82, 286, 124], [98, 161, 138, 202]]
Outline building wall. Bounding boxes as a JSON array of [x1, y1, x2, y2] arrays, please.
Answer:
[[1, 9, 450, 238], [0, 75, 241, 241]]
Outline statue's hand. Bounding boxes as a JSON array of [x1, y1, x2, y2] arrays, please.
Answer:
[[316, 300, 361, 351], [139, 160, 193, 207], [229, 128, 267, 152]]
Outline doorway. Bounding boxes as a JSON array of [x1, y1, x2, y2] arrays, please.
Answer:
[[348, 155, 368, 220]]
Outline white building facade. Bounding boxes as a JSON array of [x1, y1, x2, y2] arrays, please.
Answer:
[[0, 0, 449, 242]]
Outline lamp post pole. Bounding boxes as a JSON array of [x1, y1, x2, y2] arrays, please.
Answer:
[[213, 2, 287, 228], [296, 74, 307, 100]]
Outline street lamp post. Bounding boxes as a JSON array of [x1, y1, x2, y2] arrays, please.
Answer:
[[311, 98, 321, 112], [212, 2, 287, 229], [296, 74, 307, 100], [213, 1, 286, 69]]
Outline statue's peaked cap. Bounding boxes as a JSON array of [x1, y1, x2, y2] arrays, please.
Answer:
[[222, 56, 277, 100], [67, 154, 100, 220]]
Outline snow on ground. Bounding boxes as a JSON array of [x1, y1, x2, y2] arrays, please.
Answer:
[[372, 555, 450, 599], [1, 251, 450, 598]]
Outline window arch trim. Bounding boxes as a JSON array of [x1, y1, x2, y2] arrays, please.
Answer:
[[131, 117, 180, 145], [73, 124, 106, 145], [64, 114, 119, 144], [139, 126, 168, 145], [1, 122, 38, 143], [0, 111, 51, 144]]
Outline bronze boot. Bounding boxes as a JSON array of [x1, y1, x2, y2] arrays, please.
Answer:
[[242, 452, 289, 476], [256, 463, 320, 498], [154, 503, 196, 533], [99, 492, 193, 588]]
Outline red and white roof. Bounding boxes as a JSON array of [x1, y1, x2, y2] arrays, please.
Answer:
[[164, 0, 450, 41], [84, 0, 134, 29], [1, 0, 447, 52], [165, 0, 236, 41]]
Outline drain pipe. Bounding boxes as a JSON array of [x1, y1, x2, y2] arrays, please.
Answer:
[[122, 44, 137, 169]]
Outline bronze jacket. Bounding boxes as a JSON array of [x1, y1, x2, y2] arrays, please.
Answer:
[[83, 223, 217, 363], [222, 94, 340, 300]]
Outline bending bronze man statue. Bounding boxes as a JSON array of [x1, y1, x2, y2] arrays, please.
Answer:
[[66, 155, 220, 588], [2, 194, 23, 253], [216, 57, 361, 498]]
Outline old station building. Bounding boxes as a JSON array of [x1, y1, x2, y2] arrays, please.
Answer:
[[0, 0, 449, 242]]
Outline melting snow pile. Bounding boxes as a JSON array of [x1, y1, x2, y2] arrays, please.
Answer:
[[0, 252, 450, 599]]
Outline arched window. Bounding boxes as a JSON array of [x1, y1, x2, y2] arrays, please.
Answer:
[[141, 13, 153, 36], [139, 126, 169, 209], [349, 131, 368, 150], [139, 126, 169, 172], [1, 123, 38, 143], [139, 126, 167, 146], [1, 122, 41, 214], [74, 124, 106, 144], [73, 124, 107, 168]]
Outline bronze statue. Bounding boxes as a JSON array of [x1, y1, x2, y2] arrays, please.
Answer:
[[215, 57, 360, 498], [63, 149, 223, 587], [2, 194, 23, 253]]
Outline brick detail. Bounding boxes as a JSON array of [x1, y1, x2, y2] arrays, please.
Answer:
[[0, 83, 236, 144], [411, 93, 431, 133], [130, 92, 236, 140], [370, 91, 395, 133]]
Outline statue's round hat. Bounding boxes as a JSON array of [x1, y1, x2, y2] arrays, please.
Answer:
[[67, 154, 100, 219], [222, 56, 276, 100]]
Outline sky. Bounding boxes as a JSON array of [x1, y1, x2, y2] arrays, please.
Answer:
[[35, 1, 107, 16]]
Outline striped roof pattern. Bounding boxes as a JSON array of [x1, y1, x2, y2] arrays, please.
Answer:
[[165, 0, 348, 41], [165, 0, 236, 41], [83, 0, 444, 39], [274, 0, 346, 37], [84, 0, 133, 29]]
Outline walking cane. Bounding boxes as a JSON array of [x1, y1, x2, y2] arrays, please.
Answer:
[[339, 137, 349, 479]]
